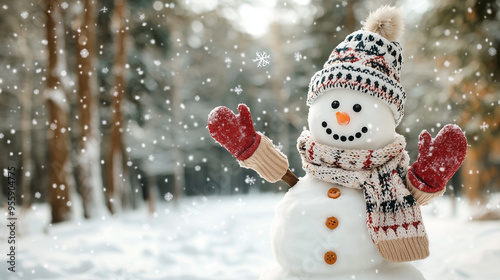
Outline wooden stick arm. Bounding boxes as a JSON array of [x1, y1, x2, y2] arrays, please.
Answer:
[[281, 169, 299, 188]]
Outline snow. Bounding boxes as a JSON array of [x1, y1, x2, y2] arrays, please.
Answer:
[[43, 88, 69, 112], [77, 138, 108, 218], [1, 195, 499, 280]]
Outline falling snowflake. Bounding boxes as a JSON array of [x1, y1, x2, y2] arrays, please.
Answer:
[[245, 175, 256, 185], [294, 52, 303, 61], [275, 143, 283, 152], [164, 192, 173, 201], [489, 47, 497, 56], [20, 11, 29, 19], [80, 48, 89, 58], [148, 155, 155, 161], [252, 51, 271, 67], [139, 14, 146, 21], [100, 6, 108, 13], [224, 57, 232, 68], [480, 122, 489, 131], [230, 85, 243, 95]]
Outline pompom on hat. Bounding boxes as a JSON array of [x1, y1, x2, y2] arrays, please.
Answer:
[[307, 6, 406, 125]]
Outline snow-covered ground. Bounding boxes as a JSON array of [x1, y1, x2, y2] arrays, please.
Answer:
[[1, 193, 499, 280]]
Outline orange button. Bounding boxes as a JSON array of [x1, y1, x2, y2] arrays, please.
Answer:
[[324, 251, 337, 265], [325, 216, 339, 230], [328, 188, 341, 199]]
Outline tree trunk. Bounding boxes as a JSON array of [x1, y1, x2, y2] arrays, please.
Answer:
[[76, 0, 107, 218], [44, 0, 74, 223], [270, 21, 290, 157], [344, 0, 357, 33], [107, 0, 130, 214], [169, 25, 185, 206], [17, 29, 33, 208]]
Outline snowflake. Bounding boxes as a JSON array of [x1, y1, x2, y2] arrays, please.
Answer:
[[294, 52, 303, 62], [100, 6, 108, 13], [164, 192, 173, 201], [148, 155, 155, 161], [231, 85, 243, 95], [489, 47, 497, 56], [80, 48, 89, 58], [224, 57, 232, 67], [480, 121, 489, 131], [139, 14, 145, 21], [245, 175, 256, 185], [275, 142, 283, 152], [252, 51, 271, 67]]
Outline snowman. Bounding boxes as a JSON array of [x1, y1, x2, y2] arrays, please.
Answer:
[[208, 6, 467, 280]]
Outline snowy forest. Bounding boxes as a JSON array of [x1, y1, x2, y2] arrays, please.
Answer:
[[0, 0, 499, 279]]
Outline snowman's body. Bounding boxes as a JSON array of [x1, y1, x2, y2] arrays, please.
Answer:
[[260, 175, 424, 280], [260, 89, 425, 280]]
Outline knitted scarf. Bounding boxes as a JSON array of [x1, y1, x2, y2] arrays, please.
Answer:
[[297, 130, 429, 262]]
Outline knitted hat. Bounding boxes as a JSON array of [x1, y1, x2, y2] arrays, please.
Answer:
[[307, 6, 406, 125]]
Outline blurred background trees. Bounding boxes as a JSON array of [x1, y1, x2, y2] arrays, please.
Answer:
[[0, 0, 498, 223]]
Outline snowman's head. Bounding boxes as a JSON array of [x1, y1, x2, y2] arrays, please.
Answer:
[[308, 88, 395, 149]]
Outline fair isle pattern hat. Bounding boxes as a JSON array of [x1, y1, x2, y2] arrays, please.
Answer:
[[307, 6, 406, 125]]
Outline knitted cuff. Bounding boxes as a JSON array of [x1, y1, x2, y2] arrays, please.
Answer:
[[238, 133, 289, 183], [377, 236, 430, 262], [236, 133, 261, 161], [406, 175, 445, 206]]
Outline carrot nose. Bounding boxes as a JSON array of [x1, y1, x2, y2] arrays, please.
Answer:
[[336, 112, 350, 125]]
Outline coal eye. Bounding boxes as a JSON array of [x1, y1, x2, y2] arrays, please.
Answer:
[[331, 100, 340, 109], [353, 104, 362, 112]]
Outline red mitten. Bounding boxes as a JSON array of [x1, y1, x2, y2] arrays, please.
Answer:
[[207, 104, 261, 161], [408, 124, 467, 193]]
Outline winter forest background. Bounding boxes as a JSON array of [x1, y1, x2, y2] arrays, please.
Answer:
[[0, 0, 499, 279]]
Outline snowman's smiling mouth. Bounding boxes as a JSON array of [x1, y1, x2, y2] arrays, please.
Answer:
[[321, 121, 368, 142]]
